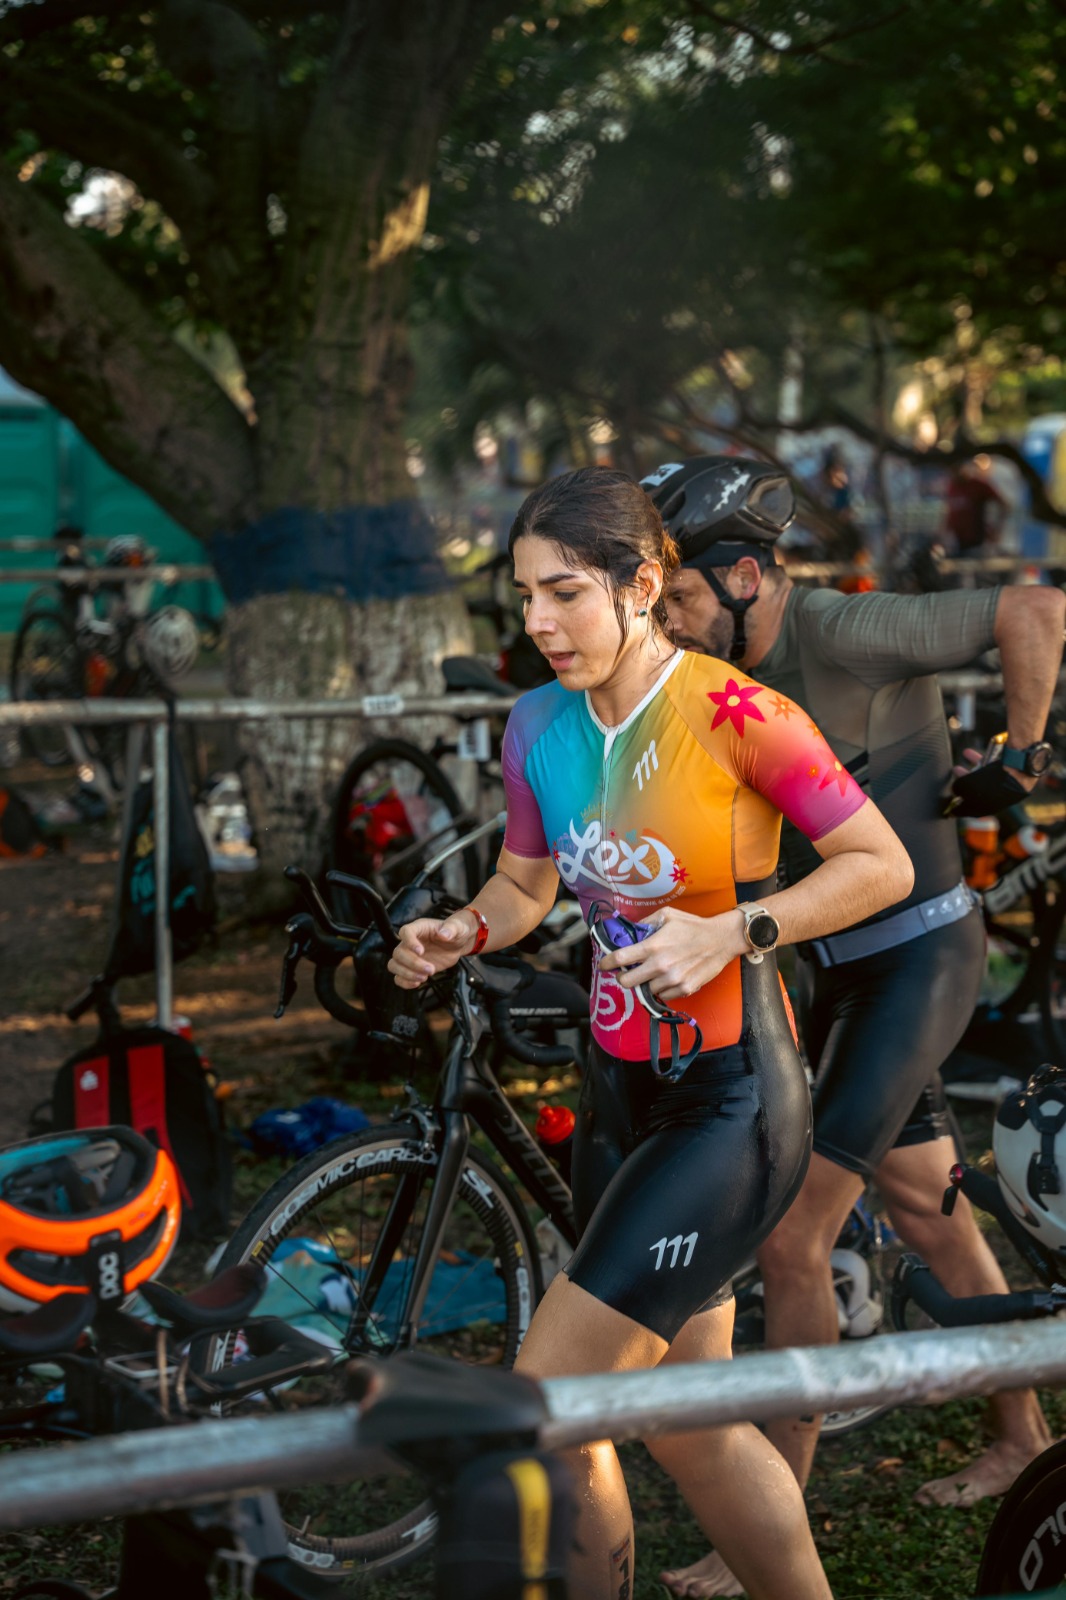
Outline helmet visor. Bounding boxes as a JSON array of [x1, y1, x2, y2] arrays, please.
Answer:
[[743, 476, 795, 534]]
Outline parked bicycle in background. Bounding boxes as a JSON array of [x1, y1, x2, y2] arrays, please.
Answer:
[[9, 528, 205, 807]]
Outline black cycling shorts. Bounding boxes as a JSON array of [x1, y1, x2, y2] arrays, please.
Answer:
[[565, 985, 812, 1343], [797, 909, 984, 1180]]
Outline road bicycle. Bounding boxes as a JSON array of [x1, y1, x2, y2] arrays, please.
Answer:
[[325, 552, 552, 908], [205, 833, 585, 1581], [324, 661, 587, 982], [325, 655, 513, 909], [9, 530, 203, 801]]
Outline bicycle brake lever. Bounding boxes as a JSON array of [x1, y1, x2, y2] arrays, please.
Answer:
[[276, 914, 314, 1019]]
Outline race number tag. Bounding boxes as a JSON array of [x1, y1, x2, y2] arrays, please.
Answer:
[[361, 693, 405, 718], [457, 719, 492, 762]]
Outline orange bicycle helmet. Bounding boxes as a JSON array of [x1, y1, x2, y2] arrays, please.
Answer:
[[0, 1128, 180, 1313]]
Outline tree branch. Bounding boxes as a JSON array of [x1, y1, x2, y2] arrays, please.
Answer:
[[670, 377, 1066, 534], [0, 163, 258, 539], [0, 62, 217, 252], [686, 0, 911, 66]]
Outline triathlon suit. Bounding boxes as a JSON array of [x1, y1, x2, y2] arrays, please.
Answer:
[[502, 650, 866, 1340], [753, 585, 1000, 1178]]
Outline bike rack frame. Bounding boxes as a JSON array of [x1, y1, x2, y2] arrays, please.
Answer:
[[0, 1316, 1063, 1531]]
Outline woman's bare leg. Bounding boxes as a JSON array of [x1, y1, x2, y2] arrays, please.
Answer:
[[515, 1273, 667, 1600], [653, 1302, 833, 1600]]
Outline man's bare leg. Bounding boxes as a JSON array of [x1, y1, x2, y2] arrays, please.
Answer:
[[756, 1152, 866, 1483], [651, 1301, 833, 1600], [876, 1135, 1053, 1505]]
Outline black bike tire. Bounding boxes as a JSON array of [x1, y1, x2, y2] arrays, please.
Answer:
[[209, 1123, 543, 1581], [325, 737, 480, 904], [975, 1438, 1066, 1594], [9, 607, 82, 767]]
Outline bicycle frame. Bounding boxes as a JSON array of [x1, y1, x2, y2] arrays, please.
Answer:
[[351, 964, 577, 1354]]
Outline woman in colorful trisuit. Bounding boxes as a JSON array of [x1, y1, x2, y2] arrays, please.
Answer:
[[389, 467, 913, 1600]]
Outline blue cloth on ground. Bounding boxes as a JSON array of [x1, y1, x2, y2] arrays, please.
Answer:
[[258, 1236, 506, 1349], [247, 1098, 371, 1158]]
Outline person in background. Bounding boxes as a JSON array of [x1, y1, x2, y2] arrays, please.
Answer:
[[649, 454, 1063, 1600], [944, 456, 1008, 556]]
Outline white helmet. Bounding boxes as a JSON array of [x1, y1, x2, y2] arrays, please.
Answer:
[[993, 1064, 1066, 1253], [143, 605, 200, 682]]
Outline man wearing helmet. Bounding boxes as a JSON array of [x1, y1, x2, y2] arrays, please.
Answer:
[[646, 455, 1063, 1598]]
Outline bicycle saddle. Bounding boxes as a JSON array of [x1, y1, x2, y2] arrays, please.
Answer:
[[0, 1291, 96, 1357], [441, 656, 511, 697], [137, 1262, 267, 1335]]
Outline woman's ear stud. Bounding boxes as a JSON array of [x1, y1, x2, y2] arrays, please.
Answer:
[[637, 608, 648, 617]]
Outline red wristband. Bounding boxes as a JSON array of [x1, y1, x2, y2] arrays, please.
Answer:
[[461, 905, 490, 955]]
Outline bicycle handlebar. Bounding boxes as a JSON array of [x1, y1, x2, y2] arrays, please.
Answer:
[[892, 1253, 1066, 1328], [487, 997, 577, 1068], [324, 868, 398, 949], [313, 962, 366, 1032]]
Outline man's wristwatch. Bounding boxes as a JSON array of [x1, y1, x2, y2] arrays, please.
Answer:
[[737, 903, 781, 965], [1001, 740, 1053, 778]]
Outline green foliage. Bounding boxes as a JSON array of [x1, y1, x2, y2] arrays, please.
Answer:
[[413, 0, 1066, 467]]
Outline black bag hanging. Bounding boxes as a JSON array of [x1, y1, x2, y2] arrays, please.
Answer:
[[104, 716, 216, 982], [49, 1023, 232, 1243]]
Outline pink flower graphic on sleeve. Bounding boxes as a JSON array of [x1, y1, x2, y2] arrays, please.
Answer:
[[707, 678, 766, 736]]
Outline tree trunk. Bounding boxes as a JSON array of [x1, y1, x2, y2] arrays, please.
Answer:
[[226, 588, 472, 891]]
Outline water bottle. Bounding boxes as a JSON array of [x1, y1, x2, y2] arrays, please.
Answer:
[[963, 815, 1001, 890], [535, 1104, 575, 1187]]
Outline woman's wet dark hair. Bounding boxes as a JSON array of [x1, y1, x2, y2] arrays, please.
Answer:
[[507, 466, 680, 642]]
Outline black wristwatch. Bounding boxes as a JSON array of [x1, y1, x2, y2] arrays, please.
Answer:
[[1001, 740, 1054, 778], [738, 903, 781, 965]]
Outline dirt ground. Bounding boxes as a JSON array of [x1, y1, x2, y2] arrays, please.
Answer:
[[0, 826, 344, 1154]]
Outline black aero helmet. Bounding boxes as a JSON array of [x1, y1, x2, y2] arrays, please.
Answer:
[[640, 456, 795, 661], [641, 456, 794, 564]]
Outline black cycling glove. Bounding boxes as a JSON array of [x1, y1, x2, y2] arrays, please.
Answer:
[[943, 763, 1030, 818]]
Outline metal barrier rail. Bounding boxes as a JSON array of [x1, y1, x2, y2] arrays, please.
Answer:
[[0, 564, 216, 584], [0, 538, 110, 552], [785, 551, 1066, 581], [0, 1317, 1061, 1531]]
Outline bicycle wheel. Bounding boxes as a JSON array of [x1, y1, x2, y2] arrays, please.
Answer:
[[326, 738, 479, 906], [9, 609, 82, 767], [975, 1438, 1066, 1594], [206, 1123, 542, 1581]]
